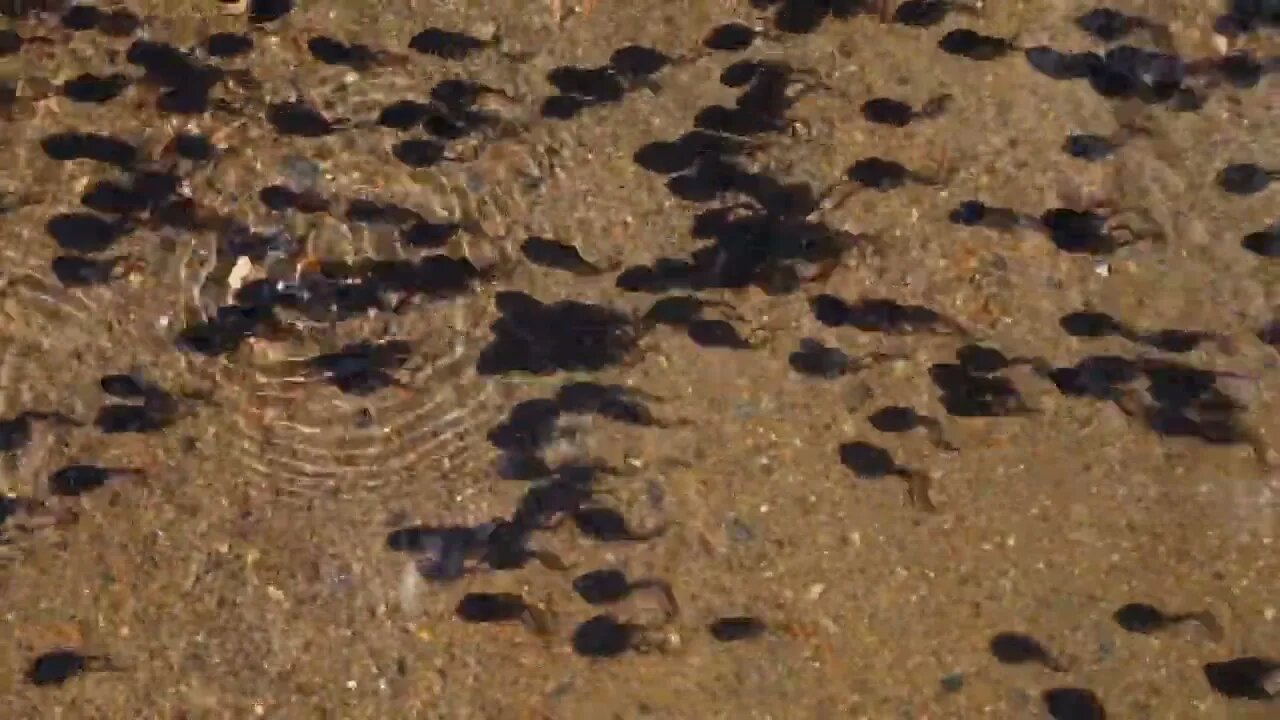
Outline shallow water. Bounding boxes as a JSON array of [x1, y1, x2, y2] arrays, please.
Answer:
[[1, 1, 1278, 717]]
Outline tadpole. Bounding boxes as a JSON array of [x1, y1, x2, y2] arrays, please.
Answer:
[[520, 236, 614, 276], [454, 592, 555, 637], [709, 616, 767, 642], [1113, 602, 1223, 639], [0, 411, 79, 453], [571, 613, 673, 658], [47, 464, 144, 497], [1217, 163, 1277, 196], [839, 441, 936, 511], [572, 568, 679, 617], [989, 632, 1069, 672], [25, 649, 118, 687], [866, 405, 956, 451], [939, 29, 1018, 61], [860, 94, 951, 127]]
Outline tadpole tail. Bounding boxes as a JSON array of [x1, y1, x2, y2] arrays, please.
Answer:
[[1010, 356, 1054, 375], [1170, 610, 1225, 641], [519, 604, 557, 638], [1041, 653, 1071, 673], [27, 411, 83, 427], [622, 520, 671, 542], [898, 469, 938, 513], [532, 549, 572, 572], [917, 93, 953, 119], [630, 578, 681, 623], [920, 417, 958, 453], [850, 351, 905, 373], [81, 655, 124, 674], [1242, 429, 1276, 470]]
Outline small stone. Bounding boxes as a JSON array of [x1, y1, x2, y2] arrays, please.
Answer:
[[654, 629, 682, 653], [844, 381, 873, 411], [1211, 33, 1230, 56], [398, 560, 424, 615], [1262, 667, 1280, 696], [646, 479, 665, 509], [726, 517, 754, 542], [940, 672, 965, 693], [280, 155, 322, 192], [226, 255, 255, 295], [1095, 636, 1115, 661], [471, 21, 498, 42]]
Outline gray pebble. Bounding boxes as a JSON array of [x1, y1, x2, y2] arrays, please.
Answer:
[[940, 672, 965, 693], [646, 479, 665, 509], [726, 516, 754, 542], [281, 154, 322, 191], [1095, 636, 1115, 662], [1263, 667, 1280, 697]]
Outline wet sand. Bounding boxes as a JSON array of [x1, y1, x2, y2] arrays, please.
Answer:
[[1, 1, 1278, 717]]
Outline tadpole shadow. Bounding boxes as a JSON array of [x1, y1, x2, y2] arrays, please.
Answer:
[[1023, 40, 1268, 110], [249, 0, 294, 24], [542, 45, 675, 120], [46, 213, 130, 254], [307, 36, 384, 70], [1042, 687, 1108, 720], [893, 0, 981, 27], [938, 29, 1018, 61], [95, 374, 198, 434], [206, 31, 253, 59], [0, 411, 79, 453], [41, 132, 138, 167], [1042, 355, 1265, 453], [641, 295, 756, 349], [989, 631, 1069, 672], [292, 339, 412, 395], [929, 344, 1038, 418], [1059, 309, 1220, 353], [1215, 0, 1280, 38], [177, 252, 490, 357], [126, 39, 225, 114], [1202, 656, 1279, 700], [475, 292, 639, 376], [839, 440, 935, 510], [61, 72, 130, 103], [521, 236, 614, 276], [813, 294, 967, 335], [408, 27, 493, 60], [752, 0, 880, 35], [47, 464, 143, 497], [58, 4, 141, 37], [386, 517, 567, 581], [622, 59, 864, 296], [268, 100, 345, 137]]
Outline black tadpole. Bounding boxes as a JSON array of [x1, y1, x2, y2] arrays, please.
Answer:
[[1218, 163, 1277, 195], [989, 632, 1069, 672], [1112, 602, 1222, 639], [25, 649, 119, 687]]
